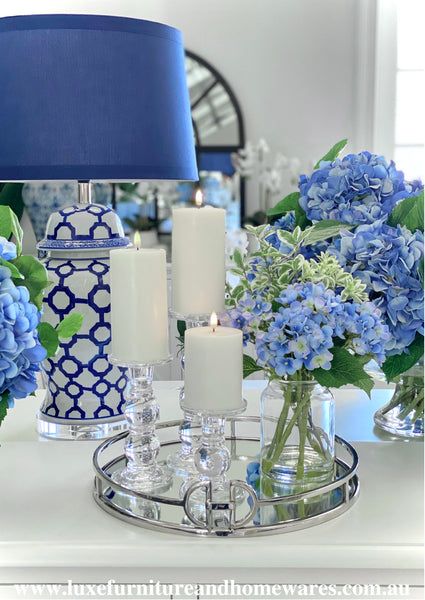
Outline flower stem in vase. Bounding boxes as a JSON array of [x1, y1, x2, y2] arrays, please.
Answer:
[[260, 379, 335, 523], [374, 366, 424, 438]]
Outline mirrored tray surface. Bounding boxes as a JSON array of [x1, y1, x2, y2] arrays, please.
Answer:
[[93, 417, 359, 537]]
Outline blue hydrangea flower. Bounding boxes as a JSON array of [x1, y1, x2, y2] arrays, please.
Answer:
[[335, 222, 424, 353], [254, 282, 390, 377], [0, 243, 46, 400], [244, 255, 274, 284], [246, 461, 260, 491], [274, 213, 296, 231], [299, 151, 422, 226], [0, 235, 17, 261], [265, 213, 296, 253], [223, 291, 272, 345]]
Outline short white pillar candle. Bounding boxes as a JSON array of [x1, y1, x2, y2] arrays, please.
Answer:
[[109, 240, 169, 364], [183, 315, 243, 414], [172, 204, 226, 316]]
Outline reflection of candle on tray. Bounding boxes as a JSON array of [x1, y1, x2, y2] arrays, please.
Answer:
[[183, 313, 243, 413], [110, 234, 169, 364], [172, 194, 226, 315]]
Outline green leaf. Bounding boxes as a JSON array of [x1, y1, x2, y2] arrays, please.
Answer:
[[267, 191, 311, 229], [177, 320, 187, 338], [0, 183, 24, 221], [11, 255, 51, 309], [37, 322, 59, 358], [313, 346, 374, 396], [387, 190, 424, 232], [243, 354, 263, 379], [0, 392, 9, 426], [294, 205, 311, 229], [231, 284, 246, 301], [232, 248, 244, 270], [314, 138, 348, 169], [302, 220, 351, 246], [0, 205, 23, 254], [0, 257, 23, 279], [267, 191, 301, 217], [382, 333, 424, 382], [56, 313, 84, 339], [118, 182, 138, 193]]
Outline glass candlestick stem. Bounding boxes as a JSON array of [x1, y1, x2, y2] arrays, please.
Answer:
[[112, 362, 172, 494], [167, 314, 208, 475]]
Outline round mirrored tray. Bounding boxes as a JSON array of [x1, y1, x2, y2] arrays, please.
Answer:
[[93, 416, 359, 537]]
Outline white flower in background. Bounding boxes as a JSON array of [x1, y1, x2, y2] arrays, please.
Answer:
[[261, 168, 282, 195], [231, 139, 305, 213], [231, 141, 256, 177], [274, 152, 289, 170], [288, 157, 302, 185], [256, 138, 270, 159], [225, 229, 248, 263]]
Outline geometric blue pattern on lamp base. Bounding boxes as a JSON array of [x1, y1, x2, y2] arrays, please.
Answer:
[[40, 256, 127, 420], [22, 181, 113, 242]]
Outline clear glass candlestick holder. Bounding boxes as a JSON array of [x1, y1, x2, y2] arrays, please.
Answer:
[[181, 401, 247, 525], [167, 312, 209, 475], [109, 356, 173, 494]]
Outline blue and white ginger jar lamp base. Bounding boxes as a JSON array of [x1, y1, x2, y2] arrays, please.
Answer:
[[37, 188, 130, 440]]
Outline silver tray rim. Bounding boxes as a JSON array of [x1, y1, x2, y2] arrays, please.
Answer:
[[92, 415, 360, 537]]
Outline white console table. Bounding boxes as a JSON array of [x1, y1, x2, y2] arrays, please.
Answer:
[[0, 382, 423, 598]]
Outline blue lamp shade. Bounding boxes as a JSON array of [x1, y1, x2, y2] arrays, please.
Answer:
[[0, 14, 198, 181]]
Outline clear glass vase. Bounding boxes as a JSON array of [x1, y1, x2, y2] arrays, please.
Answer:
[[374, 362, 424, 439], [259, 379, 335, 522]]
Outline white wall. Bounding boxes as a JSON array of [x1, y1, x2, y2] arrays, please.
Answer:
[[1, 0, 366, 214]]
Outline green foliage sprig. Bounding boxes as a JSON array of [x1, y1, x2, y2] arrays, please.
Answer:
[[0, 205, 83, 357], [37, 314, 84, 358]]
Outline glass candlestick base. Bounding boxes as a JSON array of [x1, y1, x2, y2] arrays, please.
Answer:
[[182, 401, 247, 526], [109, 357, 173, 495], [113, 463, 171, 495], [167, 312, 209, 475]]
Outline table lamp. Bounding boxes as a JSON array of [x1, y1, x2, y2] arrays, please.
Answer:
[[0, 14, 197, 439]]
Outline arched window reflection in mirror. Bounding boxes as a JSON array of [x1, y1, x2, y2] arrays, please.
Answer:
[[187, 52, 243, 147]]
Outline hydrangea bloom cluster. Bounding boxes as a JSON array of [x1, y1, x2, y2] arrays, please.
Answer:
[[224, 293, 272, 344], [254, 282, 389, 377], [0, 236, 17, 261], [299, 151, 421, 226], [0, 237, 46, 402], [335, 222, 424, 353]]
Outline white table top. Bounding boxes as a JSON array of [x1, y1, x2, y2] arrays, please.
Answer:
[[0, 382, 423, 579]]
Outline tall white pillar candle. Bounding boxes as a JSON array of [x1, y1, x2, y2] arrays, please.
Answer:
[[110, 245, 169, 364], [183, 322, 243, 413], [172, 206, 226, 316]]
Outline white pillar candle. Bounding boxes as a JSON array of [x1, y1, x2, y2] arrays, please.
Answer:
[[110, 243, 169, 364], [183, 318, 243, 413], [172, 205, 226, 316]]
